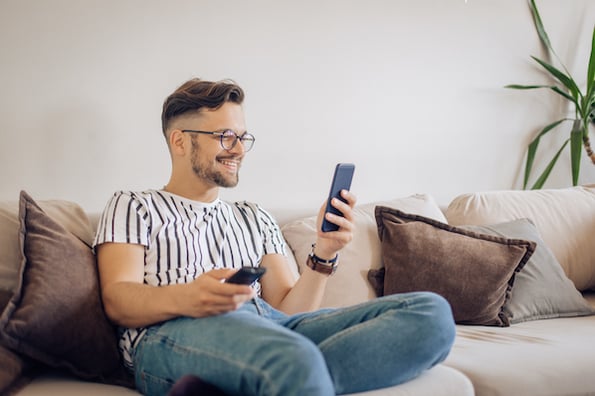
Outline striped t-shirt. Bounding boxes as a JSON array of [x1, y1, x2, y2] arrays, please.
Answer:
[[93, 189, 288, 370]]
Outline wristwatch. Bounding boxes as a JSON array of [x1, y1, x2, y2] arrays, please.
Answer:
[[306, 244, 338, 276]]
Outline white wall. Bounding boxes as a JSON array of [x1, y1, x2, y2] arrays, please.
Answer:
[[1, 0, 594, 217]]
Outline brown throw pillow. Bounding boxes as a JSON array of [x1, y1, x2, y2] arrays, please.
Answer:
[[0, 345, 30, 395], [0, 289, 12, 316], [0, 191, 133, 387], [369, 206, 536, 326]]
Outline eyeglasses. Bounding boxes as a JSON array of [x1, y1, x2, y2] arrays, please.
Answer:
[[181, 129, 255, 152]]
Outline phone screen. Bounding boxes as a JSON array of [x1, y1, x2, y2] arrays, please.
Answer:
[[321, 163, 355, 232]]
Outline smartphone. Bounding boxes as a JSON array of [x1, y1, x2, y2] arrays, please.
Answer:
[[226, 266, 267, 285], [321, 163, 355, 232]]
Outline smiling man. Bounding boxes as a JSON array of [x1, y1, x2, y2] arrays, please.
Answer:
[[93, 78, 455, 396]]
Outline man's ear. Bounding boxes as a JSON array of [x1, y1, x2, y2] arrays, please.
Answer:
[[168, 129, 187, 156]]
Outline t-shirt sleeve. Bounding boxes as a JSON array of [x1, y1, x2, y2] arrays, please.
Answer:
[[258, 206, 288, 256], [93, 191, 151, 250], [239, 202, 287, 257]]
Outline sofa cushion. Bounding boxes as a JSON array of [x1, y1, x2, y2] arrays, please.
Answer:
[[282, 194, 447, 308], [16, 364, 475, 396], [0, 344, 29, 395], [0, 197, 94, 308], [0, 289, 11, 315], [369, 213, 594, 325], [445, 314, 595, 396], [0, 191, 133, 387], [445, 186, 595, 291], [369, 207, 536, 326], [492, 219, 595, 323]]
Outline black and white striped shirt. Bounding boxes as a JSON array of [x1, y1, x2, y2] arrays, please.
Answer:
[[93, 189, 287, 369]]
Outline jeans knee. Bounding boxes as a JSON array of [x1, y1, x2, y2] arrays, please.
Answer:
[[415, 292, 456, 358], [258, 335, 333, 396]]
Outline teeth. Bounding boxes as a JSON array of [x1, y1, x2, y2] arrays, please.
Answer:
[[220, 159, 238, 167]]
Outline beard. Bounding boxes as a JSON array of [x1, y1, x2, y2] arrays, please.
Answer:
[[190, 137, 240, 188]]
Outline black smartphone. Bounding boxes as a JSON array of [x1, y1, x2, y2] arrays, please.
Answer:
[[321, 163, 355, 232], [226, 266, 267, 285]]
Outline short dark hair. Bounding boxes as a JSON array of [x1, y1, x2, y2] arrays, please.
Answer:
[[161, 78, 245, 135]]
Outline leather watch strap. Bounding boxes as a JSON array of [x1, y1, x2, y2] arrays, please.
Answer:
[[306, 254, 338, 275]]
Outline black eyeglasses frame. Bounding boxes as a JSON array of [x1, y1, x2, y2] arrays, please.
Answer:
[[181, 129, 255, 152]]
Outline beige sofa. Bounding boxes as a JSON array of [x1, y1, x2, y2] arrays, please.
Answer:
[[1, 186, 594, 396]]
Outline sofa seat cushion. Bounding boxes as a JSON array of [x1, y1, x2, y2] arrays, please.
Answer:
[[343, 365, 473, 396], [14, 365, 474, 396], [444, 308, 595, 396], [14, 371, 141, 395]]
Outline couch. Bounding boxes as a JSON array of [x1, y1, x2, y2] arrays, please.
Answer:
[[1, 186, 594, 396]]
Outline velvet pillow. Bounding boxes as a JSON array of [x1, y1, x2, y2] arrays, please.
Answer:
[[0, 289, 11, 316], [368, 216, 595, 324], [0, 345, 31, 395], [369, 206, 536, 326], [0, 292, 30, 395], [0, 191, 133, 387], [0, 197, 95, 297]]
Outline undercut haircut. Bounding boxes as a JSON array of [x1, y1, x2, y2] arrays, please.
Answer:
[[161, 78, 245, 135]]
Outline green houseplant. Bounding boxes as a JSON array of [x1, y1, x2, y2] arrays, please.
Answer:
[[506, 0, 595, 189]]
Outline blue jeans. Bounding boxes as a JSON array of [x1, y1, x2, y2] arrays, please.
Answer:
[[133, 292, 455, 396]]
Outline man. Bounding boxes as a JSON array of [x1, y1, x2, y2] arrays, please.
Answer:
[[94, 78, 455, 396]]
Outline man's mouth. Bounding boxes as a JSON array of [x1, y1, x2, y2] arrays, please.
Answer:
[[218, 158, 241, 172]]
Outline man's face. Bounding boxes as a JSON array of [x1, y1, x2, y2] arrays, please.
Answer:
[[187, 102, 247, 188]]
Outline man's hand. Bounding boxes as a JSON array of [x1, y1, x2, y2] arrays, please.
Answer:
[[180, 269, 257, 317], [314, 189, 357, 260]]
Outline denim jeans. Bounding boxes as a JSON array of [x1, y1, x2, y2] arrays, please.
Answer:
[[133, 292, 455, 396]]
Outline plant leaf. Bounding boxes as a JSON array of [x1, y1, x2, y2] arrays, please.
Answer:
[[588, 88, 595, 107], [587, 26, 595, 97], [505, 84, 577, 103], [505, 84, 551, 89], [524, 118, 567, 189], [550, 86, 578, 103], [531, 56, 580, 99], [586, 28, 595, 121], [570, 120, 583, 186], [529, 0, 553, 55], [530, 138, 569, 189], [587, 93, 595, 121]]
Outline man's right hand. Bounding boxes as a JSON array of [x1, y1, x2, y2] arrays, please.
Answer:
[[180, 269, 256, 318]]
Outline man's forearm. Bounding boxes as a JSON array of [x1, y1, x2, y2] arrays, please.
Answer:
[[275, 269, 329, 314], [102, 281, 183, 328]]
